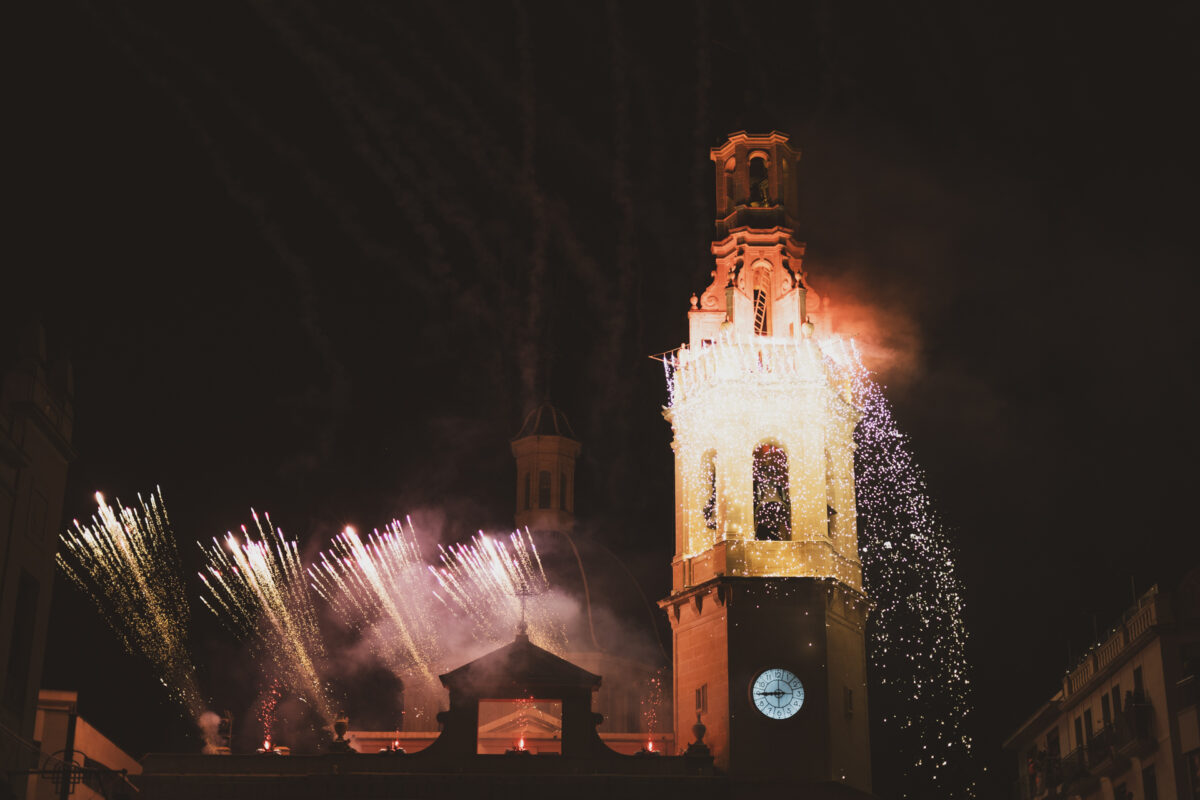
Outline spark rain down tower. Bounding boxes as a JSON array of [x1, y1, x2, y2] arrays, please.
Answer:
[[660, 132, 871, 791]]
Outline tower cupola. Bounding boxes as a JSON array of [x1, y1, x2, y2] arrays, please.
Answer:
[[511, 402, 580, 533]]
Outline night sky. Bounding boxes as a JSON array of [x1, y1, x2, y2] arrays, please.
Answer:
[[9, 2, 1199, 796]]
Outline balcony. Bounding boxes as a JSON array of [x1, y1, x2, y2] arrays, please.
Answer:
[[1086, 725, 1129, 777], [1115, 700, 1156, 758], [1065, 587, 1160, 699], [1061, 748, 1098, 796]]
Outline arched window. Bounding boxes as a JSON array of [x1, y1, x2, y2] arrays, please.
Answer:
[[825, 448, 838, 539], [560, 472, 568, 510], [538, 471, 551, 509], [749, 155, 769, 206], [724, 157, 736, 210], [701, 450, 718, 530], [524, 473, 531, 510], [753, 442, 790, 540]]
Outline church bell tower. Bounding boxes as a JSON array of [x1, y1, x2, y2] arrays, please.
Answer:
[[660, 132, 871, 790]]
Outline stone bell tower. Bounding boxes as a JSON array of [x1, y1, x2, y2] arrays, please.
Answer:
[[659, 132, 871, 791], [511, 401, 580, 533]]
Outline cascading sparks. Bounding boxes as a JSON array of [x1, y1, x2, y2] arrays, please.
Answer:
[[309, 520, 442, 685], [199, 512, 334, 726], [309, 521, 565, 721], [430, 528, 560, 648], [852, 370, 977, 799], [57, 490, 207, 722]]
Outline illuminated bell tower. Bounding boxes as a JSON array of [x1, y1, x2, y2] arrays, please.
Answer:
[[660, 132, 871, 790]]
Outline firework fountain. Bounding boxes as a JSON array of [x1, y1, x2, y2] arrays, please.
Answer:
[[57, 490, 210, 730], [310, 521, 564, 725], [199, 512, 335, 727]]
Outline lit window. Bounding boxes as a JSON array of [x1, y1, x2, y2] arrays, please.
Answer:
[[753, 442, 790, 540]]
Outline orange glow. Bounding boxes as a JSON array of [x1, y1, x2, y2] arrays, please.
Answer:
[[647, 739, 654, 752], [517, 736, 525, 751]]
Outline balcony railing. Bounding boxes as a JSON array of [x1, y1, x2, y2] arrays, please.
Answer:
[[1065, 587, 1160, 699], [1021, 700, 1155, 800]]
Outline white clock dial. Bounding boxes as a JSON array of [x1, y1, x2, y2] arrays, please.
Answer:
[[751, 668, 805, 719]]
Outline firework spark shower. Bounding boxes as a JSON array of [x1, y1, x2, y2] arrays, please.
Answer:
[[57, 491, 209, 729], [199, 513, 334, 727], [853, 370, 976, 798]]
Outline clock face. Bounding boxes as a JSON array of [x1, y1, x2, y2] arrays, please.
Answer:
[[751, 668, 805, 720]]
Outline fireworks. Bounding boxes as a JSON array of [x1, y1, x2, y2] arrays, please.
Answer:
[[310, 521, 564, 723], [430, 528, 562, 650], [310, 521, 442, 685], [311, 522, 564, 662], [854, 371, 977, 798], [57, 490, 207, 721], [199, 512, 334, 726]]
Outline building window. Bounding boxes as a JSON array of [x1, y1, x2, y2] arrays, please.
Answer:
[[524, 473, 531, 510], [844, 686, 854, 715], [1142, 764, 1158, 800], [537, 471, 551, 509], [1112, 684, 1121, 716], [1083, 709, 1094, 744], [1102, 693, 1112, 727], [1046, 726, 1059, 757], [559, 472, 568, 510], [701, 450, 718, 530], [723, 157, 736, 209], [1074, 717, 1084, 750], [1133, 666, 1144, 701], [2, 570, 39, 712], [749, 155, 769, 206], [695, 684, 708, 715], [753, 442, 790, 540]]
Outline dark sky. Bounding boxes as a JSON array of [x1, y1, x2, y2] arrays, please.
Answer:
[[9, 1, 1199, 795]]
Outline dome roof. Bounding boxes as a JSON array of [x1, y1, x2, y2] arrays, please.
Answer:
[[514, 401, 577, 440], [528, 530, 668, 666]]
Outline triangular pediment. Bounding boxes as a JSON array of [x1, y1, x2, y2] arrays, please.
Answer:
[[440, 633, 601, 696], [477, 708, 562, 736]]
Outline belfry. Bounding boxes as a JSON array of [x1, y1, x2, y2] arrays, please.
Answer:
[[660, 131, 872, 791]]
